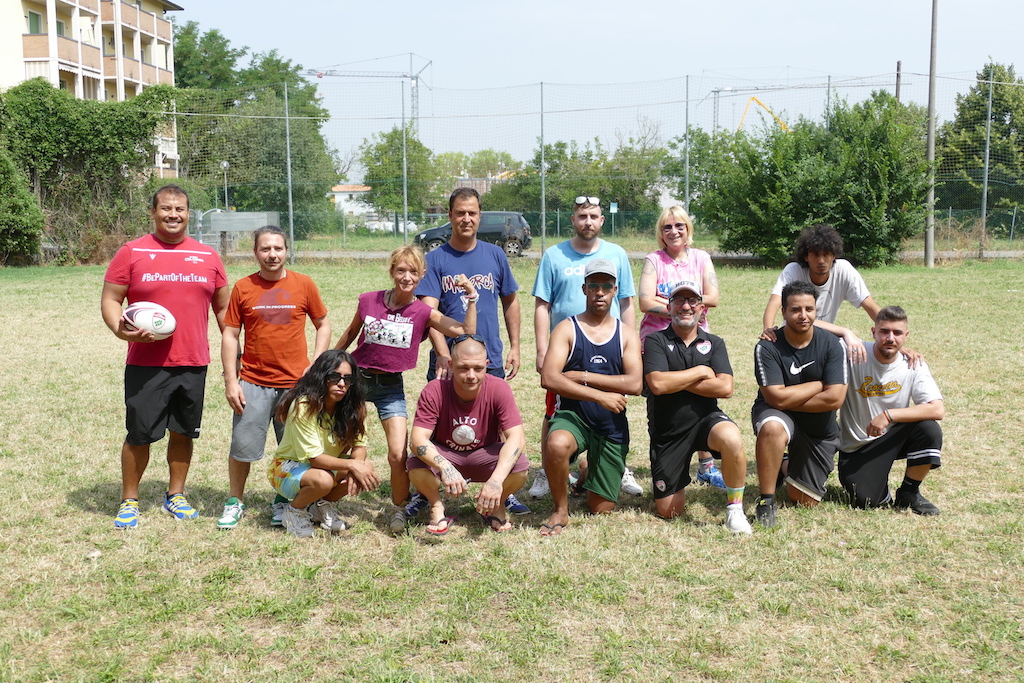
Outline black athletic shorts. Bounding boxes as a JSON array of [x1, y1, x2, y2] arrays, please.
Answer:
[[649, 411, 733, 499], [124, 365, 207, 445], [838, 420, 943, 509]]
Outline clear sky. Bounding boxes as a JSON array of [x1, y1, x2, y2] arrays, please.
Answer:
[[174, 1, 1014, 89], [172, 1, 1020, 170]]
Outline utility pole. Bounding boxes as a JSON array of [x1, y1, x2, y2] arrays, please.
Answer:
[[925, 0, 938, 267]]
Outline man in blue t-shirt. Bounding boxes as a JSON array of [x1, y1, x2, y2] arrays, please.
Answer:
[[530, 195, 641, 499], [416, 187, 527, 516], [417, 187, 521, 382]]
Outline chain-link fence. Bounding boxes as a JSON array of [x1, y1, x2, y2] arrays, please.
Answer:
[[168, 70, 1024, 257]]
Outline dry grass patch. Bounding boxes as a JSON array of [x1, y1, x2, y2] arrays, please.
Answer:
[[0, 259, 1022, 682]]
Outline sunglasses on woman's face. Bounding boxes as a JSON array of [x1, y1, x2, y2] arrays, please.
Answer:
[[326, 372, 355, 386]]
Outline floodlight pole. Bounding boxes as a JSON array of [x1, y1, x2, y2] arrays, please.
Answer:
[[540, 82, 546, 252], [220, 160, 229, 210], [924, 0, 938, 267], [980, 66, 994, 259], [284, 82, 296, 263], [684, 75, 690, 212]]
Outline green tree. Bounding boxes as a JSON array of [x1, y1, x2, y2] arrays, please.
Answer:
[[698, 91, 928, 265], [1, 79, 174, 262], [484, 122, 668, 232], [665, 126, 717, 213], [172, 21, 246, 90], [0, 145, 45, 264], [359, 125, 437, 214], [435, 149, 522, 181], [937, 62, 1024, 214], [173, 26, 338, 236]]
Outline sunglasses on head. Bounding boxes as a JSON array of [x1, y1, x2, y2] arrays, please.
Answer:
[[326, 372, 356, 386], [574, 195, 600, 206], [452, 333, 486, 347]]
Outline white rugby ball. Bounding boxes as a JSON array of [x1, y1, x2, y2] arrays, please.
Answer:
[[122, 301, 176, 340]]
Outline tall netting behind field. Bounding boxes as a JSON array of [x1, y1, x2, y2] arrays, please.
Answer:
[[168, 69, 1024, 256]]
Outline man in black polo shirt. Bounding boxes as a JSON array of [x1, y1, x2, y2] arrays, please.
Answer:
[[643, 280, 752, 534]]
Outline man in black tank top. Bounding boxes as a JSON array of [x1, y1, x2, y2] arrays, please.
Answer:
[[539, 259, 643, 536]]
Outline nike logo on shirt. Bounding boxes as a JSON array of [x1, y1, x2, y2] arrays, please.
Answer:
[[790, 361, 815, 375]]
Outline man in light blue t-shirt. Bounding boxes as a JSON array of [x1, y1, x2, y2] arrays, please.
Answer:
[[530, 195, 641, 499]]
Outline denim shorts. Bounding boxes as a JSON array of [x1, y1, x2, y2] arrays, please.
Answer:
[[365, 378, 407, 421]]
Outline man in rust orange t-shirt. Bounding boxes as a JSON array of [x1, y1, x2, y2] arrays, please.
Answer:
[[217, 225, 330, 529]]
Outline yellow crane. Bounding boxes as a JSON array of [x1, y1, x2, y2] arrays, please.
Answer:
[[736, 97, 790, 132]]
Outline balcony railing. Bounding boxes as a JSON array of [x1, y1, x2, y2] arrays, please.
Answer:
[[22, 35, 49, 59]]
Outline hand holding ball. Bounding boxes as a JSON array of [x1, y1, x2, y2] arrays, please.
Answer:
[[122, 302, 176, 340]]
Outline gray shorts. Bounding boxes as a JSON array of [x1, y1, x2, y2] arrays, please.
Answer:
[[752, 404, 839, 502], [229, 380, 288, 463]]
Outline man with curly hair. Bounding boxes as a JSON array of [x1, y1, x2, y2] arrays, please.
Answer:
[[761, 224, 880, 362]]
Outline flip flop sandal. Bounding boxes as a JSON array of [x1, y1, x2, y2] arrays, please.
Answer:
[[480, 513, 511, 532], [426, 516, 455, 536]]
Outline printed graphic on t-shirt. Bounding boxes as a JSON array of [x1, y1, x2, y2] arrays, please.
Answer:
[[364, 314, 414, 349], [253, 288, 296, 325]]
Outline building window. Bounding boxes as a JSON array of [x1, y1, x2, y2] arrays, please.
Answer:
[[27, 11, 43, 35], [56, 20, 66, 37]]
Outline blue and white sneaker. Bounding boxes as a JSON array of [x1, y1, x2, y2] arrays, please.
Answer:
[[696, 464, 726, 489], [162, 492, 199, 520], [505, 493, 531, 516], [404, 493, 430, 518], [114, 498, 139, 529]]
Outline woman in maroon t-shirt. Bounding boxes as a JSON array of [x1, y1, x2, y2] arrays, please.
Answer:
[[335, 245, 477, 531]]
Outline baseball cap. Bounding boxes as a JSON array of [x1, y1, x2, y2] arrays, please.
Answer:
[[584, 258, 617, 279], [669, 280, 703, 300]]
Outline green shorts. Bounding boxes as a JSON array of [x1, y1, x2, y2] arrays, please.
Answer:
[[548, 410, 629, 504]]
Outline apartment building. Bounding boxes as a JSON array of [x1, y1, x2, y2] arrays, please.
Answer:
[[1, 0, 183, 175]]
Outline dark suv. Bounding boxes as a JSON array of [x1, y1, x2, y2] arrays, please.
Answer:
[[413, 211, 532, 257]]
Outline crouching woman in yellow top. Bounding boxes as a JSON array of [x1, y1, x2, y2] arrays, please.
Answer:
[[268, 349, 381, 537]]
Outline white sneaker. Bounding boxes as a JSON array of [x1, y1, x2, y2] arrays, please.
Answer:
[[620, 467, 643, 495], [270, 501, 287, 527], [308, 499, 348, 533], [725, 505, 753, 535], [529, 469, 550, 498], [283, 505, 316, 538]]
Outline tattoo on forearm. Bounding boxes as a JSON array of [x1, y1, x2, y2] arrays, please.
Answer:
[[416, 445, 428, 457]]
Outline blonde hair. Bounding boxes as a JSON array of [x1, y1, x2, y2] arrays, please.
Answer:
[[656, 205, 695, 251], [387, 245, 426, 277]]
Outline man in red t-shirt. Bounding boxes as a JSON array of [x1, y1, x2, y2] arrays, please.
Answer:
[[217, 225, 330, 530], [101, 185, 229, 529], [408, 336, 528, 534]]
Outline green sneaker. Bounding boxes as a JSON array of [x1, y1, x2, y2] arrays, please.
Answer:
[[217, 497, 245, 529]]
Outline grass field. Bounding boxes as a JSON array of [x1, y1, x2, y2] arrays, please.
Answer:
[[1, 258, 1022, 682], [291, 231, 1022, 259]]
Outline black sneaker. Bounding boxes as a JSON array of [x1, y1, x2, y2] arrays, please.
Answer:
[[755, 498, 777, 528], [894, 489, 940, 516]]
